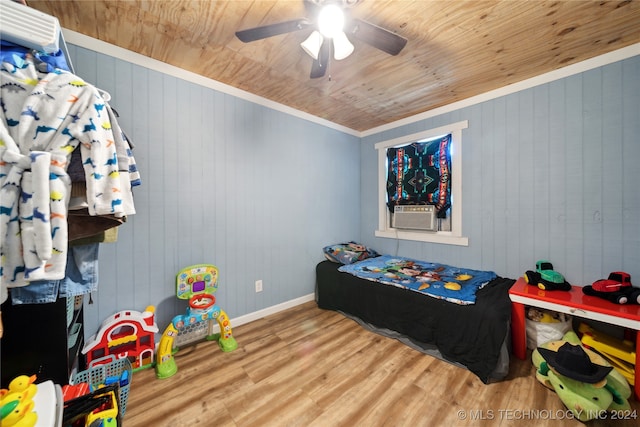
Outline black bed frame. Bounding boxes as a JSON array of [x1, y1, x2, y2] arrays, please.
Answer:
[[315, 260, 515, 383]]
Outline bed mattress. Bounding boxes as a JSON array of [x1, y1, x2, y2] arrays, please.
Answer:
[[315, 260, 515, 383]]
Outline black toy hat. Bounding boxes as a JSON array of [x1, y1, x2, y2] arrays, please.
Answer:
[[537, 342, 613, 384]]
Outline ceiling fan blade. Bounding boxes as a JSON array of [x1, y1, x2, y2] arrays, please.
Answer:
[[302, 0, 322, 18], [235, 19, 312, 43], [347, 19, 407, 56], [310, 38, 332, 79]]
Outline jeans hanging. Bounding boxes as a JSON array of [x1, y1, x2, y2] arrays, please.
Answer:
[[10, 243, 99, 304]]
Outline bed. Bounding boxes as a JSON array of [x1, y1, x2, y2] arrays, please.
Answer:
[[315, 252, 515, 384]]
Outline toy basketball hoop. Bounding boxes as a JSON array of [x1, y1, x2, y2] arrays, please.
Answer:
[[189, 293, 215, 311], [155, 264, 238, 380]]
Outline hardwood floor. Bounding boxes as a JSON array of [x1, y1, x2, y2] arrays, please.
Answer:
[[123, 301, 639, 426]]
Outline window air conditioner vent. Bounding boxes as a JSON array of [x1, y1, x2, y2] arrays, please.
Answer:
[[392, 205, 436, 231]]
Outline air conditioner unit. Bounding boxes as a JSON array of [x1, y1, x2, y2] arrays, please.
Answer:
[[0, 0, 60, 53], [392, 205, 436, 231]]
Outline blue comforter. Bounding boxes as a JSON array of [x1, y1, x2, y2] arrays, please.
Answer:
[[338, 255, 497, 305]]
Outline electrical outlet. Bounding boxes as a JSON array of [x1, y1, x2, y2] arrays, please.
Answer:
[[255, 279, 263, 292]]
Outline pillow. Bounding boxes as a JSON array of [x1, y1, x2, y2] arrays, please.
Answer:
[[323, 242, 379, 265]]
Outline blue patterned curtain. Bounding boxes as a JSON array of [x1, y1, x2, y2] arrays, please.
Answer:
[[386, 134, 451, 218]]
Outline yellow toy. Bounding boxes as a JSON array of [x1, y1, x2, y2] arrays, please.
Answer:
[[0, 396, 37, 427], [527, 307, 567, 323], [0, 375, 39, 427], [5, 411, 37, 427], [579, 322, 635, 385], [0, 388, 36, 407], [0, 375, 36, 398], [84, 389, 119, 427]]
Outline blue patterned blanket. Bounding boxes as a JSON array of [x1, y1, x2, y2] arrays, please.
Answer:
[[338, 255, 497, 305]]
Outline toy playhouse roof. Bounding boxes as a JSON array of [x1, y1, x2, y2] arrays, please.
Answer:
[[82, 308, 159, 354]]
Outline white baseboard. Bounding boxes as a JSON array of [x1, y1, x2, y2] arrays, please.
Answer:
[[211, 293, 316, 333]]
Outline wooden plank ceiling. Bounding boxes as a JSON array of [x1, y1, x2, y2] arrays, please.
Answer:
[[27, 0, 640, 132]]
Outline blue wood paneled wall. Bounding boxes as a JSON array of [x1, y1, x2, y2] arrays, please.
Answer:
[[361, 56, 640, 286], [68, 40, 638, 339], [66, 45, 361, 337]]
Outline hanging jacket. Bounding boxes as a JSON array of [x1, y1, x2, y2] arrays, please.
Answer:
[[0, 55, 135, 293]]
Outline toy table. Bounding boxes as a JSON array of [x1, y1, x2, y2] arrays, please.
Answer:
[[508, 277, 640, 401]]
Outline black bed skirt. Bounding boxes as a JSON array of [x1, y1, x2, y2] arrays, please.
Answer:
[[315, 260, 515, 383]]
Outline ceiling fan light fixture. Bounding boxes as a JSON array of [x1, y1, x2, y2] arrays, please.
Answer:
[[318, 4, 344, 38], [333, 31, 354, 60], [300, 30, 324, 59]]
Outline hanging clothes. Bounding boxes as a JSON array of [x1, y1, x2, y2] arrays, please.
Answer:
[[9, 243, 100, 304], [0, 54, 137, 302]]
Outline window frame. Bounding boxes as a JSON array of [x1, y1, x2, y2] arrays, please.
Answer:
[[374, 120, 469, 246]]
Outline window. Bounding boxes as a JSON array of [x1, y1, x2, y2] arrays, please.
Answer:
[[375, 120, 469, 246]]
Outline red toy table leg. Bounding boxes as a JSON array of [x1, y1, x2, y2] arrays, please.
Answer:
[[511, 301, 527, 360]]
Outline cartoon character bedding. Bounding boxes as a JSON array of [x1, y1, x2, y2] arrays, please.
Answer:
[[338, 255, 497, 305], [316, 246, 514, 383]]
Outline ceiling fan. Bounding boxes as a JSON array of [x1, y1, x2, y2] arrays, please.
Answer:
[[235, 0, 408, 79]]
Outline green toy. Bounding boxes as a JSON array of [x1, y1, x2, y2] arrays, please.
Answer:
[[524, 260, 571, 291], [532, 331, 632, 422], [545, 368, 613, 422]]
